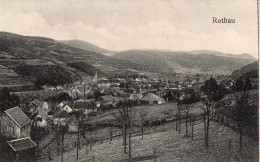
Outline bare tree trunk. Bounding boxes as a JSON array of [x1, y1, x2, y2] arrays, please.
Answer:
[[203, 114, 207, 148], [176, 119, 178, 131], [110, 127, 113, 144], [153, 148, 157, 162], [239, 127, 243, 153], [85, 142, 88, 156], [83, 84, 86, 97], [129, 128, 132, 161], [178, 114, 181, 134], [61, 133, 65, 162], [124, 124, 127, 154], [76, 126, 80, 160], [185, 111, 188, 136], [57, 136, 60, 155], [205, 111, 210, 148], [90, 130, 93, 150], [122, 128, 125, 146], [191, 123, 194, 140], [141, 125, 144, 139]]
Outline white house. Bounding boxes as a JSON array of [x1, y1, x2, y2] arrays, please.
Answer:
[[33, 108, 48, 128]]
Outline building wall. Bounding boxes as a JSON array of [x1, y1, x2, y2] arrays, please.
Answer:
[[36, 118, 47, 128], [35, 115, 47, 128], [20, 124, 31, 138], [0, 114, 21, 138], [54, 118, 66, 126]]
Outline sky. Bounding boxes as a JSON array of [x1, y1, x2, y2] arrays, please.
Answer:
[[0, 0, 258, 58]]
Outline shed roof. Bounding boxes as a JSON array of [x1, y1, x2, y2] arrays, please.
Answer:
[[130, 93, 143, 100], [7, 137, 37, 152], [53, 109, 70, 118], [5, 107, 31, 128], [99, 95, 121, 102], [141, 93, 165, 102]]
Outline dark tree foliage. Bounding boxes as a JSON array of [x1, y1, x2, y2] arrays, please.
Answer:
[[201, 77, 224, 102], [12, 65, 77, 88], [0, 87, 20, 112], [164, 91, 176, 102], [58, 92, 71, 102], [93, 89, 103, 100], [67, 62, 104, 77]]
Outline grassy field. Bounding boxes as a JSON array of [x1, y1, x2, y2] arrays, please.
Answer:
[[38, 102, 203, 160], [88, 102, 204, 125], [42, 97, 258, 162], [52, 120, 258, 162]]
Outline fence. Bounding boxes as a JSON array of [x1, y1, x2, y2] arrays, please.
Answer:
[[38, 111, 256, 162], [45, 118, 256, 161]]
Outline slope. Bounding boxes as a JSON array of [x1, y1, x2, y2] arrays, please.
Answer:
[[60, 40, 115, 56], [231, 61, 259, 79], [0, 32, 145, 90]]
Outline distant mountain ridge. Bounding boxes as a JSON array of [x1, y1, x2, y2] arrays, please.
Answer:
[[112, 49, 256, 75], [188, 50, 255, 59]]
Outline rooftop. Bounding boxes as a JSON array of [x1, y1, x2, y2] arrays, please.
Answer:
[[7, 137, 37, 152], [5, 107, 31, 128]]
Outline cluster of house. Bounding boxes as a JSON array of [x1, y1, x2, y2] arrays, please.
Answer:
[[0, 95, 96, 159], [0, 73, 223, 137], [40, 73, 208, 107]]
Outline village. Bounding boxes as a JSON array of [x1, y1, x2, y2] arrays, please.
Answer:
[[0, 69, 258, 161]]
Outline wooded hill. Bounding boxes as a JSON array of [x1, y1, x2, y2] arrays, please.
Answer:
[[231, 61, 258, 79], [0, 32, 144, 91]]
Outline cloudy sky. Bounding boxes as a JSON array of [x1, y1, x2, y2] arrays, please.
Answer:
[[0, 0, 258, 58]]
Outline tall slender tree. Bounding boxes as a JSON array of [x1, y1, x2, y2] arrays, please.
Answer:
[[139, 108, 147, 139], [113, 100, 137, 159], [59, 124, 68, 162], [74, 110, 86, 160], [232, 78, 251, 152], [200, 77, 223, 148]]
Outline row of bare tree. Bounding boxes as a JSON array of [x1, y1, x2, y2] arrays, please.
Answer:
[[176, 77, 252, 152]]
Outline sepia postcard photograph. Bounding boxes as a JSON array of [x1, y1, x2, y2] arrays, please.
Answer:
[[0, 0, 259, 161]]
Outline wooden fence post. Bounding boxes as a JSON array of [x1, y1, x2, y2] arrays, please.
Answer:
[[191, 123, 194, 140]]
